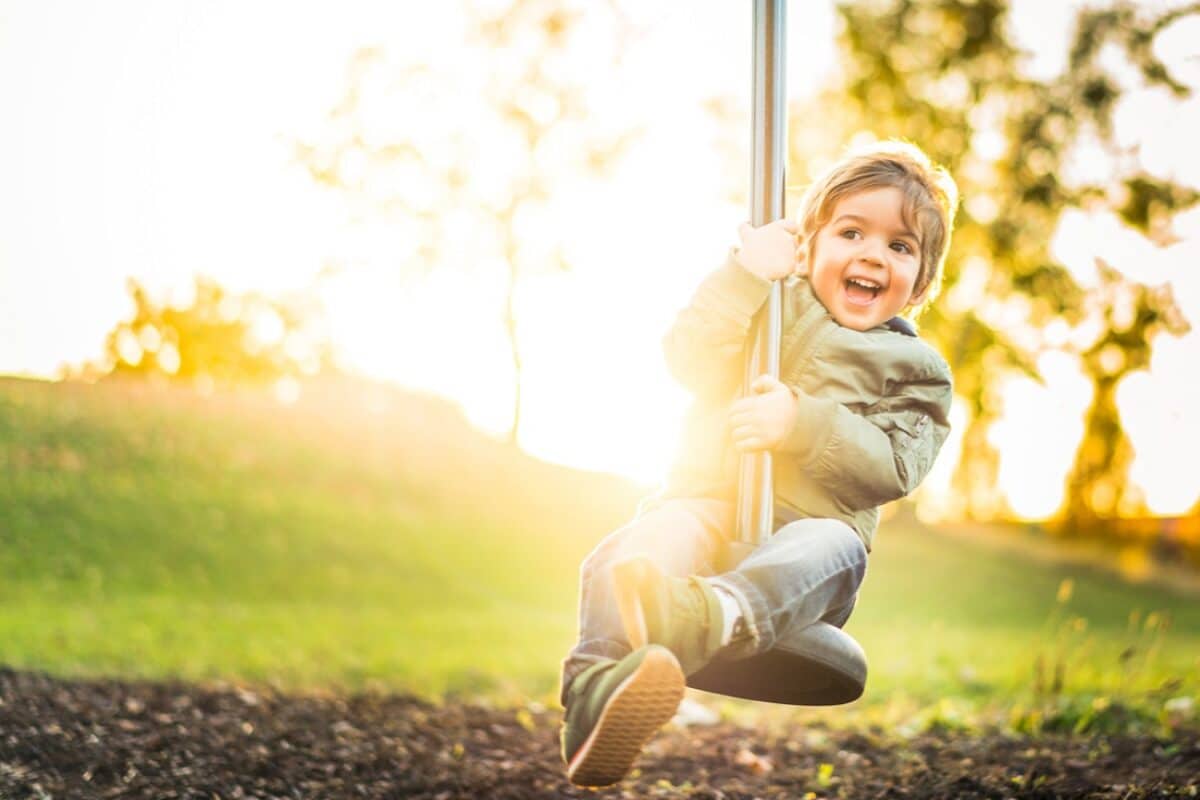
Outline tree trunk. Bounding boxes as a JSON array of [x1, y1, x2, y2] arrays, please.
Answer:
[[1061, 373, 1131, 533]]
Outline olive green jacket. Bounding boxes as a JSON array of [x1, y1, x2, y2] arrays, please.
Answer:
[[640, 252, 953, 552]]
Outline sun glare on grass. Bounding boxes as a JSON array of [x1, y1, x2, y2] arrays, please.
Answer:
[[514, 272, 688, 487]]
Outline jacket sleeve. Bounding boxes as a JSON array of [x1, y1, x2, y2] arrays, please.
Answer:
[[661, 251, 774, 401], [775, 373, 953, 511]]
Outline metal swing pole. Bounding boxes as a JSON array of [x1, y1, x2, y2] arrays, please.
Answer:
[[694, 6, 866, 707], [735, 0, 787, 554]]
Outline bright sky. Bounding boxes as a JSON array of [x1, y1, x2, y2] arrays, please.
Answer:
[[1, 0, 1197, 518]]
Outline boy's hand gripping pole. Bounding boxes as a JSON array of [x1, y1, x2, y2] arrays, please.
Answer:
[[734, 0, 787, 563]]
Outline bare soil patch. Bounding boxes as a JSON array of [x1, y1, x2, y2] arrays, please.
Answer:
[[1, 668, 1196, 798]]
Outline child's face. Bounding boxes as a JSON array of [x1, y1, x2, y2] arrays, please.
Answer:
[[798, 186, 926, 332]]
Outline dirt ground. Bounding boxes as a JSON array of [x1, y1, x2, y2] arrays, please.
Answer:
[[1, 668, 1197, 799]]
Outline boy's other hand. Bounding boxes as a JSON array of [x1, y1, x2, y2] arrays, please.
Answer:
[[734, 219, 800, 281], [728, 374, 798, 453]]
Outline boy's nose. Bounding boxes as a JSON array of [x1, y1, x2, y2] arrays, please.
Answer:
[[857, 246, 884, 266], [858, 236, 888, 266]]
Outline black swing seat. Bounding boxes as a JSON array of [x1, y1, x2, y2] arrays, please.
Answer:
[[686, 620, 867, 705], [684, 539, 867, 705]]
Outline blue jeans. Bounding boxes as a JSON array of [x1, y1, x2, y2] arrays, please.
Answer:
[[561, 497, 868, 702]]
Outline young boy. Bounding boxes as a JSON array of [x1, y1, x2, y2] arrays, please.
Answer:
[[560, 140, 959, 788]]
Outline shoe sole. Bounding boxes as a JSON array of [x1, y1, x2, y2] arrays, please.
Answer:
[[612, 558, 651, 649], [565, 646, 684, 788]]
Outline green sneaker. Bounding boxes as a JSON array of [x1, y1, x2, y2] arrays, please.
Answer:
[[612, 556, 725, 676], [561, 644, 685, 788]]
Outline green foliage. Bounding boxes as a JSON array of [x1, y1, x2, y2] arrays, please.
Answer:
[[817, 0, 1200, 523], [91, 276, 330, 387]]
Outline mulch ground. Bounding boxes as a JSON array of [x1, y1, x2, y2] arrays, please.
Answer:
[[1, 668, 1197, 799]]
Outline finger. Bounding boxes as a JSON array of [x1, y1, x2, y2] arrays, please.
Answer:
[[738, 221, 753, 242], [781, 219, 799, 234], [731, 398, 764, 418], [732, 395, 764, 412], [732, 424, 756, 441], [735, 437, 765, 453]]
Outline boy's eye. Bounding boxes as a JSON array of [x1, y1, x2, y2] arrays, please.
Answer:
[[891, 241, 913, 254], [839, 229, 861, 240]]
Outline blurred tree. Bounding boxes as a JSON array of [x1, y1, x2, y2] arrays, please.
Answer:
[[797, 0, 1198, 527], [296, 0, 641, 446], [1064, 259, 1189, 525], [93, 276, 331, 388]]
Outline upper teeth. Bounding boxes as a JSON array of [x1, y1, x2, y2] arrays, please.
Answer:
[[849, 278, 881, 289]]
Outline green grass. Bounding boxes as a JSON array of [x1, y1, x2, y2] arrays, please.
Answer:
[[845, 520, 1199, 734], [1, 376, 1197, 734]]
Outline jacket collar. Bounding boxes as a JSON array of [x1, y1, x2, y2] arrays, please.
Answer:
[[884, 316, 917, 337]]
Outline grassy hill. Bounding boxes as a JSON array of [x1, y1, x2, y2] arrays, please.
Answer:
[[1, 376, 1196, 731]]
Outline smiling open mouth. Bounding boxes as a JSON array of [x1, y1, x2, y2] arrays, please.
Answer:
[[844, 277, 883, 305]]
